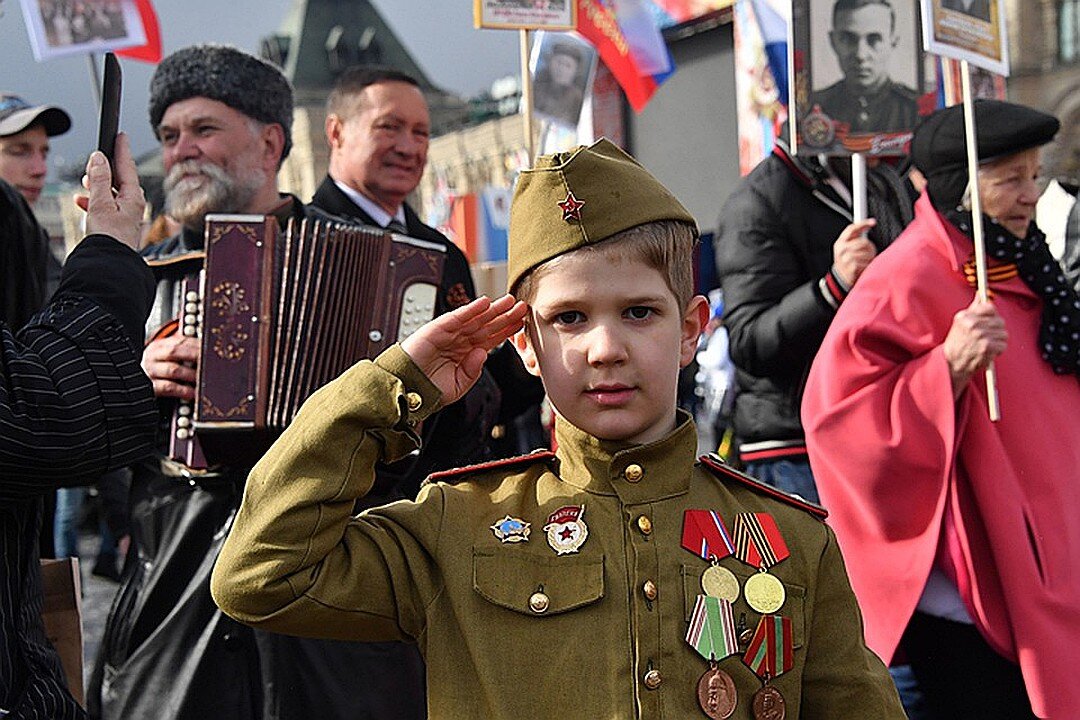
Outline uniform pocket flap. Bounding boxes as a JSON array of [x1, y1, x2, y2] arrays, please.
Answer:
[[473, 550, 605, 616]]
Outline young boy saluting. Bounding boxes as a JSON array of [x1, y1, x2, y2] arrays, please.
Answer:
[[211, 140, 904, 718]]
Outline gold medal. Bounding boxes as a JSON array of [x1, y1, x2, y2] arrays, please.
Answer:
[[696, 665, 737, 719], [752, 684, 786, 720], [701, 564, 740, 603], [743, 571, 785, 614]]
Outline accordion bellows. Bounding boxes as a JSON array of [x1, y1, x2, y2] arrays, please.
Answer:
[[170, 213, 445, 469]]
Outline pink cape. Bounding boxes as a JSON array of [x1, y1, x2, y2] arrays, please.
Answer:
[[803, 193, 1080, 718]]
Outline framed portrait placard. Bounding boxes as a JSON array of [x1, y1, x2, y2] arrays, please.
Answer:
[[474, 0, 577, 31], [18, 0, 147, 61], [921, 0, 1008, 76], [528, 31, 597, 128], [792, 0, 935, 156]]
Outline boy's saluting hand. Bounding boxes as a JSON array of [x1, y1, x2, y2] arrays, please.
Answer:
[[400, 294, 528, 407]]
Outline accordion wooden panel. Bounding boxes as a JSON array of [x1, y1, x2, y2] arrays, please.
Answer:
[[170, 213, 445, 469]]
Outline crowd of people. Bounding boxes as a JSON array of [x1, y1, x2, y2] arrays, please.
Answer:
[[2, 22, 1077, 720]]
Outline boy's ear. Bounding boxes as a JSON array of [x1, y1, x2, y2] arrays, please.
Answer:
[[679, 295, 709, 369], [512, 326, 542, 378]]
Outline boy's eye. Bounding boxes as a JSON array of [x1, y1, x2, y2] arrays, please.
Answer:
[[625, 306, 654, 320], [554, 310, 585, 325]]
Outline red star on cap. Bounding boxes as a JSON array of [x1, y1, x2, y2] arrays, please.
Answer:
[[558, 191, 585, 222]]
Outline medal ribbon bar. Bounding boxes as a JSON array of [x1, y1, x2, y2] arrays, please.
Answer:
[[743, 614, 794, 679], [686, 595, 739, 661], [733, 513, 790, 569], [681, 509, 736, 560]]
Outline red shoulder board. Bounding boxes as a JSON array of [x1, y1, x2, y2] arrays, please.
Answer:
[[425, 450, 557, 486], [699, 453, 828, 521]]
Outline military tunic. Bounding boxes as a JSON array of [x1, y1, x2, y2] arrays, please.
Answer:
[[212, 346, 904, 718], [808, 79, 919, 134]]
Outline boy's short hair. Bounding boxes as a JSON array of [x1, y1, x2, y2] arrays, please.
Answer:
[[507, 138, 698, 296], [513, 219, 698, 310]]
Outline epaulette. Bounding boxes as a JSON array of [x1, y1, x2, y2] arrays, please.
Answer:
[[424, 449, 557, 486], [699, 453, 828, 521]]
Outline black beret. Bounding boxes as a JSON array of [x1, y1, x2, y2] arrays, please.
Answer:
[[149, 44, 294, 160], [911, 99, 1059, 178]]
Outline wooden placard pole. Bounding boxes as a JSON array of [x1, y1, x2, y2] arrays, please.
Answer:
[[960, 58, 1000, 421], [851, 153, 867, 222], [519, 29, 535, 165]]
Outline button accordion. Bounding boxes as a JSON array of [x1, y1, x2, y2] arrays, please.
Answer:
[[169, 213, 446, 469]]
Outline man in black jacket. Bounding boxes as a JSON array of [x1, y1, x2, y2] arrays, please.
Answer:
[[1, 136, 156, 719], [314, 66, 543, 468], [714, 138, 912, 503], [287, 64, 542, 720]]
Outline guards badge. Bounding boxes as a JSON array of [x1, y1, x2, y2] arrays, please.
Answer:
[[543, 505, 588, 555], [490, 515, 530, 543]]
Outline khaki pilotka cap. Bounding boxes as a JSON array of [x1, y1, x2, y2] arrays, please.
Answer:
[[506, 138, 698, 293]]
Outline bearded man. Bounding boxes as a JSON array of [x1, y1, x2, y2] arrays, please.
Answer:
[[87, 44, 306, 719]]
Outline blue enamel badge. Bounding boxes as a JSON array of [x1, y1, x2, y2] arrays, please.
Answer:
[[491, 515, 531, 543]]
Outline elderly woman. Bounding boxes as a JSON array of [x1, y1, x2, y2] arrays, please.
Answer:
[[802, 99, 1080, 719]]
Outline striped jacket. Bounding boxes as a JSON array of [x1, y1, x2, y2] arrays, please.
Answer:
[[1, 235, 156, 719]]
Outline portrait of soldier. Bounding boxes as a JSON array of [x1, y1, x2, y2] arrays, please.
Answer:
[[806, 0, 918, 133], [532, 37, 589, 127]]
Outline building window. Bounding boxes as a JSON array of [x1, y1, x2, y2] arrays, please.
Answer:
[[1061, 0, 1080, 64]]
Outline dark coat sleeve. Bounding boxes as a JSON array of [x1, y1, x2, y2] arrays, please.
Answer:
[[0, 235, 157, 495], [714, 160, 838, 379]]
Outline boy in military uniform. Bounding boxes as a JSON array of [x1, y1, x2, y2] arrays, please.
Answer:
[[211, 139, 904, 718]]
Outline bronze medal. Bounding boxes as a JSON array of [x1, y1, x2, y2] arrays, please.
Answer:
[[701, 564, 740, 603], [696, 665, 737, 719], [752, 685, 786, 720], [743, 571, 785, 614]]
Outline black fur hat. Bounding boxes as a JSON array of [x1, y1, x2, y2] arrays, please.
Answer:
[[149, 44, 294, 159]]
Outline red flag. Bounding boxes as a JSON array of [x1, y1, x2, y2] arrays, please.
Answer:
[[117, 0, 162, 64], [576, 0, 658, 112]]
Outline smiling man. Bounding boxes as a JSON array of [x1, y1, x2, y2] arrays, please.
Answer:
[[292, 64, 543, 720], [807, 0, 918, 133]]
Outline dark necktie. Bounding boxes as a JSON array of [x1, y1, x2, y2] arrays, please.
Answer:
[[386, 219, 408, 235]]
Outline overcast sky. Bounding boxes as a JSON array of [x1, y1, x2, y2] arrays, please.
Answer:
[[0, 0, 520, 180]]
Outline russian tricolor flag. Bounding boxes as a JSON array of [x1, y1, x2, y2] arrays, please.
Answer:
[[577, 0, 675, 112]]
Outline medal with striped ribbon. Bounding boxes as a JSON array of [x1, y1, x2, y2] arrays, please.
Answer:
[[733, 513, 790, 614]]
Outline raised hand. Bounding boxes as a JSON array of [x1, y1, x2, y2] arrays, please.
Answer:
[[401, 295, 528, 407], [78, 132, 146, 249]]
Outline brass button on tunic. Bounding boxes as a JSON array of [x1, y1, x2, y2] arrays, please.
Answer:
[[636, 514, 653, 535], [624, 463, 644, 483], [528, 592, 550, 614], [643, 580, 658, 601]]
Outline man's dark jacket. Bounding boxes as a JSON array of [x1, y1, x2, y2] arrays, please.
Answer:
[[2, 176, 156, 719], [714, 143, 912, 456]]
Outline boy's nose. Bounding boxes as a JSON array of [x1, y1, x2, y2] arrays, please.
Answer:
[[586, 324, 628, 366]]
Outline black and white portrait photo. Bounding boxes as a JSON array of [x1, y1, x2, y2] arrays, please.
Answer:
[[529, 32, 596, 128], [805, 0, 920, 136]]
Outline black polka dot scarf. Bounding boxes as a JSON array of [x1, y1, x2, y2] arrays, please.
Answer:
[[947, 208, 1080, 377]]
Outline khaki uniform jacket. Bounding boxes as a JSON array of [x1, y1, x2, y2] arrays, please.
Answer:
[[211, 346, 904, 719]]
